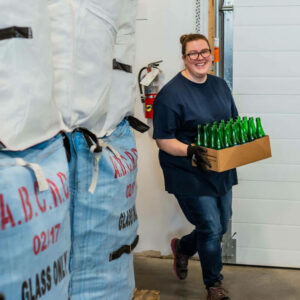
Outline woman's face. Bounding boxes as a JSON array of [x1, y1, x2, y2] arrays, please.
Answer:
[[182, 39, 212, 83]]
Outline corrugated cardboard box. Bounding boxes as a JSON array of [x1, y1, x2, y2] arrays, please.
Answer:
[[197, 135, 272, 172]]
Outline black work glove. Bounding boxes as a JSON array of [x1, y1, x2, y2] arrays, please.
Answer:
[[187, 145, 212, 171]]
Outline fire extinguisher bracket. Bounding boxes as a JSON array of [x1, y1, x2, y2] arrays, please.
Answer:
[[140, 68, 159, 86]]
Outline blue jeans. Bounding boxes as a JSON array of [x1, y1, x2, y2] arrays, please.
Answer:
[[175, 189, 232, 289]]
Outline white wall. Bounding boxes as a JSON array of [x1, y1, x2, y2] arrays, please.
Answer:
[[134, 0, 197, 254], [232, 0, 300, 267], [134, 0, 300, 268]]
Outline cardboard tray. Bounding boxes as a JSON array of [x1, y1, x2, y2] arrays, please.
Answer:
[[197, 135, 272, 172]]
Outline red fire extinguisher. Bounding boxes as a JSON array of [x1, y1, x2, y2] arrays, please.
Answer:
[[138, 60, 162, 119]]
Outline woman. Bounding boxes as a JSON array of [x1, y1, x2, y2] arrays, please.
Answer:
[[153, 33, 238, 300]]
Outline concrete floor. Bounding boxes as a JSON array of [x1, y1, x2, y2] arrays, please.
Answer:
[[134, 255, 300, 300]]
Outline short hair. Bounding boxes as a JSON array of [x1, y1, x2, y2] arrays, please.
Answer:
[[180, 33, 211, 55]]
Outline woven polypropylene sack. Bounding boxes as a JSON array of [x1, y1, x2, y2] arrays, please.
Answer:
[[69, 120, 138, 300], [0, 0, 63, 150], [49, 0, 125, 134], [48, 0, 73, 128], [101, 0, 138, 136], [0, 135, 71, 299]]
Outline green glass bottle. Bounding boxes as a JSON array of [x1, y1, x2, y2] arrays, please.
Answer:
[[243, 125, 249, 142], [223, 131, 230, 148], [216, 131, 222, 150], [218, 124, 225, 149], [196, 124, 202, 146], [236, 116, 241, 122], [242, 120, 250, 142], [218, 123, 225, 147], [248, 117, 257, 140], [227, 118, 234, 125], [242, 116, 249, 137], [205, 124, 211, 146], [231, 124, 238, 146], [219, 121, 225, 130], [248, 121, 256, 141], [238, 123, 246, 144], [225, 124, 233, 147], [233, 122, 241, 144], [256, 117, 265, 138], [210, 124, 218, 149], [203, 124, 209, 147]]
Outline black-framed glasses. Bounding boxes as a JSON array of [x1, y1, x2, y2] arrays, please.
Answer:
[[185, 49, 211, 60]]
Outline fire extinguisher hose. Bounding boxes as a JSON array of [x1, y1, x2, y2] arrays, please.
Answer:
[[138, 66, 148, 103]]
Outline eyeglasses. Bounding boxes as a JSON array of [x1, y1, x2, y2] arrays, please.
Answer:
[[185, 49, 211, 60]]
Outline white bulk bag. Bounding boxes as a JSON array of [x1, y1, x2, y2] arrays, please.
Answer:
[[49, 0, 125, 136], [0, 0, 63, 151], [48, 0, 73, 127], [100, 0, 138, 137]]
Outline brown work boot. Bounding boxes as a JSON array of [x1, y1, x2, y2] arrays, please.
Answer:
[[207, 282, 230, 300], [170, 238, 189, 280]]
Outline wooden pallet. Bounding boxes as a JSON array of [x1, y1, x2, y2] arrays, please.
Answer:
[[133, 289, 160, 300]]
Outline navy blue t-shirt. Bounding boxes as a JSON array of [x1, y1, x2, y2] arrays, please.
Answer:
[[153, 72, 238, 197]]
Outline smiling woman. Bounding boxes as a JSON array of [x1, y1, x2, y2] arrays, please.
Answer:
[[152, 33, 239, 300], [181, 34, 212, 83]]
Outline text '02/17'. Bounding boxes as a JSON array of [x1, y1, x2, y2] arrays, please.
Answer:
[[33, 223, 61, 256]]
